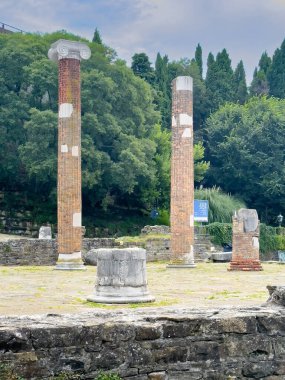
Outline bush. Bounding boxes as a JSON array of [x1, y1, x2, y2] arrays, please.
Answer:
[[206, 222, 232, 246], [207, 222, 285, 254]]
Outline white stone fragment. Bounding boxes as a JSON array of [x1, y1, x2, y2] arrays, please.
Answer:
[[182, 128, 192, 138], [72, 146, 79, 157], [59, 103, 73, 118], [176, 76, 193, 91], [172, 116, 177, 127], [190, 215, 194, 227], [73, 212, 81, 227], [39, 226, 52, 239], [179, 114, 193, 126], [61, 144, 68, 153], [252, 237, 259, 249]]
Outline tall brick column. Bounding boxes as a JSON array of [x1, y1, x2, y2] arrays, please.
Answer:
[[168, 76, 196, 268], [48, 40, 91, 270]]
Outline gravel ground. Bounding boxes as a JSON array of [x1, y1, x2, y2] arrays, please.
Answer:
[[0, 262, 284, 316]]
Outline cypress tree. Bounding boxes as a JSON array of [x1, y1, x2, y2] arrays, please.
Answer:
[[154, 53, 170, 129], [234, 60, 247, 104], [205, 49, 235, 115], [250, 52, 271, 96], [268, 39, 285, 98], [194, 43, 203, 77], [92, 28, 102, 44]]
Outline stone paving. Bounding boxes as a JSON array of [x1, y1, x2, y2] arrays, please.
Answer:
[[1, 262, 285, 316]]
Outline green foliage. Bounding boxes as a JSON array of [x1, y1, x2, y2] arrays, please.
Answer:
[[207, 222, 285, 254], [95, 372, 122, 380], [0, 363, 24, 380], [194, 43, 203, 77], [268, 39, 285, 98], [194, 187, 245, 223], [206, 97, 285, 222], [206, 222, 232, 246], [131, 52, 154, 84], [205, 49, 235, 115], [250, 52, 271, 96], [233, 60, 247, 104], [259, 224, 285, 253], [92, 28, 102, 44]]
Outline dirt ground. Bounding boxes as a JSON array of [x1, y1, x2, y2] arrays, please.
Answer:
[[0, 262, 284, 316]]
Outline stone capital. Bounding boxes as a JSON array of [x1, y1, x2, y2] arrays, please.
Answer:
[[48, 39, 91, 62]]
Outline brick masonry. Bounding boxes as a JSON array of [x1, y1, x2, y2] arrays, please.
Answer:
[[48, 40, 91, 269], [170, 77, 194, 265], [229, 209, 263, 271], [1, 306, 285, 379], [57, 57, 82, 256]]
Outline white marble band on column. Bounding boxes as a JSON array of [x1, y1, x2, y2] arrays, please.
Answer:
[[176, 76, 193, 91]]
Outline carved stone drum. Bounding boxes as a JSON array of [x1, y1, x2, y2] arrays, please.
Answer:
[[87, 248, 155, 303]]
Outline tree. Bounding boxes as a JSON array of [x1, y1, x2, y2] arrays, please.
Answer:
[[131, 53, 154, 84], [233, 60, 247, 104], [268, 39, 285, 98], [154, 53, 170, 129], [250, 52, 271, 96], [194, 43, 203, 77], [92, 28, 102, 44], [205, 49, 235, 115], [206, 97, 285, 222]]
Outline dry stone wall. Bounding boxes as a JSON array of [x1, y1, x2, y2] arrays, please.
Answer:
[[0, 307, 285, 379]]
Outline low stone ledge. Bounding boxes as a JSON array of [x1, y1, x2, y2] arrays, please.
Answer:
[[0, 306, 285, 379]]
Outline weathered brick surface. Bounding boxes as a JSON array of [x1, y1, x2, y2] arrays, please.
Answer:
[[170, 77, 194, 264], [229, 214, 263, 271], [57, 58, 82, 255], [0, 307, 285, 379]]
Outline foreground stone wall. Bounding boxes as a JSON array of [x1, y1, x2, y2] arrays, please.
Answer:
[[0, 307, 285, 379]]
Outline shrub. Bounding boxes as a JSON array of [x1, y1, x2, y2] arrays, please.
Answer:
[[206, 222, 232, 246]]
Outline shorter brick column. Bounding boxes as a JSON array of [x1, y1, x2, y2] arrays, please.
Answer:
[[168, 76, 195, 268], [48, 39, 91, 270], [229, 209, 263, 271]]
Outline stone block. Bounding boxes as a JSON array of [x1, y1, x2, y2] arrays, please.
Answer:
[[38, 226, 52, 239], [87, 248, 155, 303]]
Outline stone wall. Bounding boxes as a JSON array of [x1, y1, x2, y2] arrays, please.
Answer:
[[0, 306, 285, 379], [0, 236, 217, 266], [0, 238, 117, 266]]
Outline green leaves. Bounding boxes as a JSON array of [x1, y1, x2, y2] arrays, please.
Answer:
[[206, 97, 285, 222]]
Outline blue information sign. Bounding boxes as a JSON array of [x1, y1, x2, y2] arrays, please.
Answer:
[[194, 200, 209, 222]]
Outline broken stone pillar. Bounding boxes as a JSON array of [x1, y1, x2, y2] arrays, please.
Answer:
[[229, 208, 263, 271], [168, 76, 195, 268], [48, 40, 91, 270], [87, 248, 155, 303]]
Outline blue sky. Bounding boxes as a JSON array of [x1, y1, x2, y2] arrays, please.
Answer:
[[1, 0, 285, 81]]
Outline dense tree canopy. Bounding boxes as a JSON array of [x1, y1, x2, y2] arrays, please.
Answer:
[[206, 97, 285, 222]]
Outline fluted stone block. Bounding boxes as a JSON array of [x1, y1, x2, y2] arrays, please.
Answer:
[[87, 248, 155, 303]]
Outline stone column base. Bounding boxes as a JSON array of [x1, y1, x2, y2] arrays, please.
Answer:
[[55, 252, 86, 271], [228, 260, 263, 271], [87, 293, 155, 304]]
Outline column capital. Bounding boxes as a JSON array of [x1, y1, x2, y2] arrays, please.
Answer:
[[48, 39, 91, 62]]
